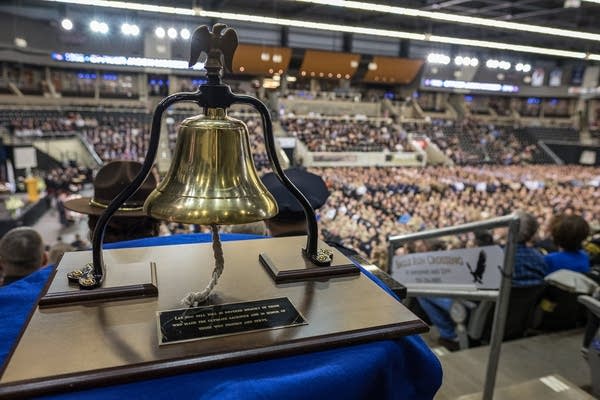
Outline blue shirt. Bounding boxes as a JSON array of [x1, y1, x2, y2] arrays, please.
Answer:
[[544, 250, 590, 275], [513, 244, 547, 287]]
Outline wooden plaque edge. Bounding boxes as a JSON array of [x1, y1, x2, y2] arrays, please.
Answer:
[[259, 253, 360, 283], [38, 262, 158, 308], [0, 319, 427, 399]]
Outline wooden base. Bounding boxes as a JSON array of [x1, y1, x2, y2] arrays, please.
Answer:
[[0, 236, 426, 398], [39, 262, 158, 308], [259, 253, 359, 283]]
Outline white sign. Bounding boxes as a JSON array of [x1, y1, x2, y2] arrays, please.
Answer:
[[391, 245, 504, 290], [13, 146, 37, 169]]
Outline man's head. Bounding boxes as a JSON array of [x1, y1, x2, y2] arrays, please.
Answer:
[[261, 168, 329, 237], [64, 161, 160, 243], [0, 227, 47, 284], [515, 210, 539, 245]]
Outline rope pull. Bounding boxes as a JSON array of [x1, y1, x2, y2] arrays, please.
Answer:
[[181, 224, 224, 307]]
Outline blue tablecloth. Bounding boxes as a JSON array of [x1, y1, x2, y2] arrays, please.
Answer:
[[0, 233, 442, 399]]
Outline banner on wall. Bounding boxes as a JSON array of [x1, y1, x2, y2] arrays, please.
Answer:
[[391, 245, 504, 290], [531, 68, 545, 87], [549, 69, 563, 87]]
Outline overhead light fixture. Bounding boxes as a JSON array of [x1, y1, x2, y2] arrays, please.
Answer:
[[454, 56, 478, 67], [180, 28, 191, 40], [61, 18, 73, 31], [293, 0, 600, 43], [515, 63, 532, 73], [350, 60, 359, 68], [121, 23, 139, 36], [261, 52, 270, 61], [427, 53, 450, 65], [368, 62, 378, 70], [90, 20, 109, 34], [155, 26, 165, 38], [486, 59, 510, 70], [40, 0, 600, 61], [272, 54, 283, 63], [167, 27, 178, 39]]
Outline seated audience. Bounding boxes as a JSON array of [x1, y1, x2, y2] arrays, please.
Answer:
[[0, 227, 47, 286], [417, 211, 546, 350], [544, 214, 591, 275], [64, 160, 160, 243]]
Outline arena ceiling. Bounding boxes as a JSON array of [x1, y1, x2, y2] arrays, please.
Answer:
[[10, 0, 600, 59], [167, 0, 600, 55]]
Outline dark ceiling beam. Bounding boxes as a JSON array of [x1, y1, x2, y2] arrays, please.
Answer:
[[498, 6, 568, 21], [460, 0, 542, 16], [422, 0, 474, 11]]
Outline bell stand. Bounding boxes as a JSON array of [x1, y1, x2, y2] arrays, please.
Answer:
[[40, 24, 358, 307]]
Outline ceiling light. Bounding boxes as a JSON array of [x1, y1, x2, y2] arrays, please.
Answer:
[[121, 23, 138, 36], [272, 54, 283, 63], [167, 27, 177, 39], [155, 26, 165, 38], [486, 59, 499, 69], [40, 0, 600, 61], [522, 64, 531, 72], [61, 18, 73, 31], [516, 63, 523, 71], [90, 20, 108, 34], [261, 52, 270, 61], [368, 62, 378, 70], [350, 60, 359, 68], [499, 61, 511, 70], [293, 0, 600, 42], [345, 74, 350, 79], [470, 58, 479, 67], [454, 56, 463, 66], [180, 28, 191, 40], [427, 53, 450, 65]]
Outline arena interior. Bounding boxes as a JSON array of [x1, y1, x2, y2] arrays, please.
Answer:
[[0, 1, 600, 399]]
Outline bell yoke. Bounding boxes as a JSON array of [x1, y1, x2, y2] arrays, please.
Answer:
[[80, 23, 334, 290]]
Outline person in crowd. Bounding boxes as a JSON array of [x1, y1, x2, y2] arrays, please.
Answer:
[[70, 233, 88, 250], [260, 168, 331, 238], [544, 214, 591, 275], [511, 211, 547, 286], [0, 227, 47, 286], [64, 160, 160, 243], [48, 242, 74, 266], [417, 211, 546, 351]]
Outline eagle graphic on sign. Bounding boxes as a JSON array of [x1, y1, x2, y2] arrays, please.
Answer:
[[466, 250, 486, 284]]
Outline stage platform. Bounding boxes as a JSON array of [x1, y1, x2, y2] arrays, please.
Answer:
[[0, 194, 49, 237]]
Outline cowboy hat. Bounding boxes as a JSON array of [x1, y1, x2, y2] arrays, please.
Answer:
[[64, 161, 157, 217]]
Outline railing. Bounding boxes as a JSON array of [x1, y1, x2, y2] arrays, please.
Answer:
[[388, 214, 520, 400]]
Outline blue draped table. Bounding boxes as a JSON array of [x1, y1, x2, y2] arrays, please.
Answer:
[[0, 233, 442, 400]]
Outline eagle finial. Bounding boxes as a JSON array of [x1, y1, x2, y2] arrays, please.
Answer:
[[189, 23, 238, 80]]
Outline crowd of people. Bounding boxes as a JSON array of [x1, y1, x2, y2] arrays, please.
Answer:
[[1, 109, 598, 276], [315, 165, 600, 269], [415, 119, 545, 165], [281, 117, 413, 152]]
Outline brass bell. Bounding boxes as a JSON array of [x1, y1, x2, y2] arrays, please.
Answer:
[[144, 107, 278, 225]]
